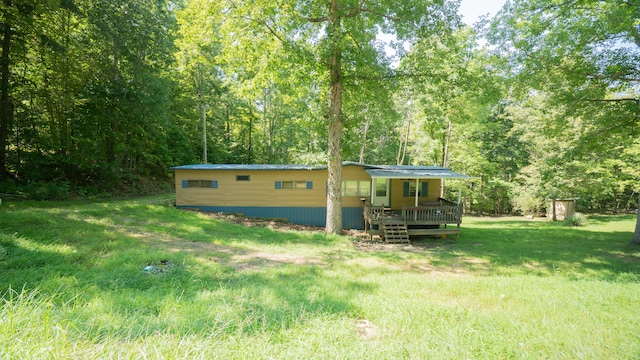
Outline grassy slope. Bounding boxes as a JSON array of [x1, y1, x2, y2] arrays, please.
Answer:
[[0, 196, 638, 359]]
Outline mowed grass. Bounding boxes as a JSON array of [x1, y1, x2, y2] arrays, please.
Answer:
[[0, 196, 638, 359]]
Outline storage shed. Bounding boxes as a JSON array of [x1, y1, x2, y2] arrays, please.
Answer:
[[548, 199, 576, 220]]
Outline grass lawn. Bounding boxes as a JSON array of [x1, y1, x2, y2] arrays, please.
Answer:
[[1, 195, 639, 359]]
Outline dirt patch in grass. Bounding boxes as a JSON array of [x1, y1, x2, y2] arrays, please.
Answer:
[[131, 211, 329, 270], [177, 210, 464, 271], [185, 209, 328, 233], [352, 238, 454, 253], [189, 209, 456, 252], [232, 251, 326, 270]]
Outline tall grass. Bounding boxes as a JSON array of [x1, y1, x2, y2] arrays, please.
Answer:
[[1, 196, 639, 359]]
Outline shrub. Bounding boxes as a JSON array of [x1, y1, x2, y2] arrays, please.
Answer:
[[564, 212, 587, 227]]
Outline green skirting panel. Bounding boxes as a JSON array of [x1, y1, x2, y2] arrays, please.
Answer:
[[177, 205, 364, 230]]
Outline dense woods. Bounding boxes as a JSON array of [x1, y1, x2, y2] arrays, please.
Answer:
[[0, 0, 638, 235]]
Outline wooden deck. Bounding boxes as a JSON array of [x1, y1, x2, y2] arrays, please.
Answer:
[[363, 199, 462, 243]]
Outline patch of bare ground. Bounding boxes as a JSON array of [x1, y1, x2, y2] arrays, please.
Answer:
[[175, 210, 475, 274], [185, 209, 327, 233], [143, 234, 326, 271], [127, 214, 328, 270], [352, 237, 454, 253], [354, 319, 380, 341], [231, 252, 326, 271], [186, 209, 456, 254]]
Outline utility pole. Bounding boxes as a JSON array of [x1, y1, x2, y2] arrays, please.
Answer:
[[202, 104, 208, 164]]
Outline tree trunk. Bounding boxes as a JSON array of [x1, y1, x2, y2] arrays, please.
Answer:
[[248, 112, 253, 163], [196, 67, 207, 164], [325, 1, 343, 234], [632, 195, 640, 245], [326, 117, 343, 234], [397, 112, 411, 165], [0, 0, 12, 180], [358, 111, 371, 163], [269, 102, 276, 163], [440, 120, 452, 198]]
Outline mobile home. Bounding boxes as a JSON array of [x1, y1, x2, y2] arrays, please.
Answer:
[[172, 162, 473, 240]]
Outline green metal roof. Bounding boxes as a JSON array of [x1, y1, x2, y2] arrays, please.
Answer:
[[171, 162, 474, 179], [170, 161, 374, 171], [170, 164, 326, 171], [365, 168, 474, 179]]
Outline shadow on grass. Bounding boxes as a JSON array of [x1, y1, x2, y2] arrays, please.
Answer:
[[0, 198, 375, 341], [395, 217, 640, 281], [348, 214, 639, 281], [581, 214, 637, 224]]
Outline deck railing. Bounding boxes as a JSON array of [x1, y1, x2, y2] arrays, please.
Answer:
[[363, 200, 463, 240], [363, 201, 386, 224], [363, 200, 462, 226], [401, 204, 462, 226]]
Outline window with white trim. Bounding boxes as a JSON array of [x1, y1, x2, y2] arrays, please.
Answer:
[[182, 180, 218, 188], [275, 181, 313, 190], [342, 180, 370, 197]]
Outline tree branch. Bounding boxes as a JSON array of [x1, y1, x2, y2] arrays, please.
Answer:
[[347, 70, 436, 82], [343, 0, 366, 18], [304, 16, 328, 23], [576, 97, 639, 104], [259, 18, 286, 43]]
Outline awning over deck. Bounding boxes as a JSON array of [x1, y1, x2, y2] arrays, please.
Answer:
[[365, 166, 474, 180], [365, 166, 476, 207]]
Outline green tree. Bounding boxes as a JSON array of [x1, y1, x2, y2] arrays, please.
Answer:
[[174, 0, 224, 164], [471, 105, 528, 214], [490, 0, 640, 242], [400, 23, 501, 199], [215, 0, 452, 233], [0, 0, 66, 180], [80, 0, 177, 182], [0, 0, 184, 197]]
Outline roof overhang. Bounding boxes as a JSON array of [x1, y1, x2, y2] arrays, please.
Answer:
[[171, 162, 477, 180], [171, 164, 325, 171], [365, 168, 475, 180]]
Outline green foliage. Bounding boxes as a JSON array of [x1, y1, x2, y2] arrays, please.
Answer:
[[0, 197, 638, 358], [564, 212, 587, 227], [483, 0, 640, 221], [0, 0, 637, 243], [0, 0, 184, 193]]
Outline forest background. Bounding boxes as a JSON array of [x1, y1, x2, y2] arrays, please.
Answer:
[[0, 0, 637, 219]]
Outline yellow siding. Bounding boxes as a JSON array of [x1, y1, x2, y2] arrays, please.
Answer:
[[341, 165, 372, 207], [175, 169, 329, 207], [174, 170, 220, 206], [390, 178, 441, 209], [175, 165, 443, 210]]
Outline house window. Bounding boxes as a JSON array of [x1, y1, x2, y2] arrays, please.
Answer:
[[403, 181, 428, 197], [236, 175, 250, 181], [342, 180, 370, 197], [182, 180, 218, 188], [374, 178, 387, 197], [276, 181, 312, 190]]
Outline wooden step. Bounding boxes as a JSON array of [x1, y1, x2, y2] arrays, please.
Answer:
[[383, 223, 410, 244]]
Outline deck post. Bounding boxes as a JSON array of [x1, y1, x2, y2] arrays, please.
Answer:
[[414, 178, 419, 221]]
